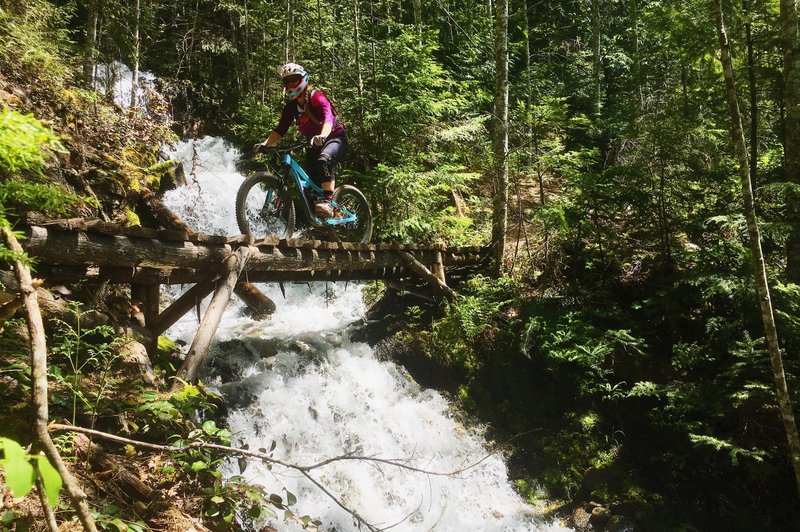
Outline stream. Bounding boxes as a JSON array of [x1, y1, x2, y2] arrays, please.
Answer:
[[159, 136, 571, 531]]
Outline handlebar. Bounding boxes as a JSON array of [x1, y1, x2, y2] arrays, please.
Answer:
[[255, 142, 307, 156]]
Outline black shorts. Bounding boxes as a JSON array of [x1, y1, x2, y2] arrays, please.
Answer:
[[306, 133, 348, 185]]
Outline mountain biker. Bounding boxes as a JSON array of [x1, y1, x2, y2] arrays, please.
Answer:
[[258, 62, 347, 219]]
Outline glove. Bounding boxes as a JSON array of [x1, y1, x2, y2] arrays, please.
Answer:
[[310, 135, 327, 147]]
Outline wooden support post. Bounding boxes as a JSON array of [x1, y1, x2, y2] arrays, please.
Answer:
[[171, 247, 253, 389], [431, 250, 446, 285], [144, 284, 160, 325], [142, 284, 160, 357], [234, 282, 276, 317], [399, 252, 455, 301], [130, 283, 146, 318], [150, 278, 217, 336]]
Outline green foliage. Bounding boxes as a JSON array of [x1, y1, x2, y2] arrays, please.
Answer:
[[0, 108, 77, 264], [362, 28, 467, 164], [48, 305, 127, 428], [230, 96, 281, 147], [0, 437, 62, 507], [421, 276, 518, 372], [688, 433, 766, 466], [0, 179, 78, 213], [0, 0, 75, 81], [364, 163, 485, 245], [89, 505, 148, 532], [0, 106, 65, 176], [136, 382, 221, 437]]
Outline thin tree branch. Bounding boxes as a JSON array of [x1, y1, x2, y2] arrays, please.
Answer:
[[35, 474, 58, 532], [1, 227, 97, 531], [50, 423, 538, 530]]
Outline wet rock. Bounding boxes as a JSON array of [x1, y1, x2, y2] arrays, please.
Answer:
[[571, 506, 591, 530], [158, 161, 187, 194], [589, 505, 612, 526]]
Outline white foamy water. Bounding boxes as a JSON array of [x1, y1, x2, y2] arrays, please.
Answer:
[[162, 138, 570, 532], [93, 61, 159, 111]]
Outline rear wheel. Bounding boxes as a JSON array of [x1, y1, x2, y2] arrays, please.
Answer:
[[331, 185, 372, 244], [235, 172, 295, 240]]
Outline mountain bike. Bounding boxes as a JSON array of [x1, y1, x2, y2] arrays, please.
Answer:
[[236, 143, 372, 244]]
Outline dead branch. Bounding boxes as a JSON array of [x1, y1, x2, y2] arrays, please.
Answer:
[[50, 422, 519, 532]]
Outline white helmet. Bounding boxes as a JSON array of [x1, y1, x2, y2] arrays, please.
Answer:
[[280, 63, 310, 99], [280, 62, 307, 79]]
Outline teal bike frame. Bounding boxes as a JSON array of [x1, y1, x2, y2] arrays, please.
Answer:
[[275, 143, 357, 227]]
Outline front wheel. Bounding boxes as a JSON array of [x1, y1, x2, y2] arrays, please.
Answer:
[[236, 172, 296, 240], [331, 185, 372, 244]]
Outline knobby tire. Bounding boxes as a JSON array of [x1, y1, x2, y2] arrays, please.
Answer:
[[235, 172, 296, 240], [332, 185, 372, 244]]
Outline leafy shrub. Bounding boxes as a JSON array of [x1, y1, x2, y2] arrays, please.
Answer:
[[363, 163, 486, 244], [0, 108, 77, 263], [0, 106, 64, 176], [0, 0, 75, 82]]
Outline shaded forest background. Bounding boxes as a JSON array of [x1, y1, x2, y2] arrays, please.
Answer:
[[3, 0, 800, 530]]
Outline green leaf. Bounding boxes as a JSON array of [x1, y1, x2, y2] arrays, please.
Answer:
[[191, 461, 208, 472], [1, 439, 35, 498], [210, 495, 225, 504], [36, 456, 62, 507], [285, 490, 297, 506]]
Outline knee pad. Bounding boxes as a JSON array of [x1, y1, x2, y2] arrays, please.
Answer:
[[316, 160, 334, 184]]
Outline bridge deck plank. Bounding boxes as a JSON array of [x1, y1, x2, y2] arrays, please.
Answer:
[[19, 218, 488, 284]]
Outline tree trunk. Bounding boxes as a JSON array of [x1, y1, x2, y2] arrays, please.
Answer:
[[285, 0, 294, 61], [129, 0, 141, 111], [714, 0, 800, 498], [412, 0, 422, 26], [317, 0, 325, 85], [1, 228, 98, 531], [745, 13, 758, 186], [353, 0, 364, 124], [781, 0, 800, 280], [82, 0, 99, 85], [491, 0, 509, 276], [591, 0, 602, 117]]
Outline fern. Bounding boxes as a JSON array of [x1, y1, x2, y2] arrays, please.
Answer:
[[688, 434, 766, 465], [0, 107, 65, 177]]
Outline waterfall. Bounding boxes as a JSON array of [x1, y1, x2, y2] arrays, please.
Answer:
[[161, 137, 571, 532]]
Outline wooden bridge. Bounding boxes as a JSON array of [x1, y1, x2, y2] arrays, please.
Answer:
[[17, 217, 489, 388]]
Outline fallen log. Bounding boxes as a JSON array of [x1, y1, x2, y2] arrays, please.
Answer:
[[138, 188, 193, 233], [72, 433, 155, 502], [234, 281, 276, 317]]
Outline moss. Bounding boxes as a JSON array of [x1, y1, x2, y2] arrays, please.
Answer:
[[123, 208, 140, 226], [145, 159, 178, 189]]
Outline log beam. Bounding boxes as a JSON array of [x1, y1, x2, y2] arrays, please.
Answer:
[[150, 277, 218, 336], [20, 226, 486, 276], [234, 282, 276, 317], [171, 247, 253, 389], [399, 252, 455, 301]]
